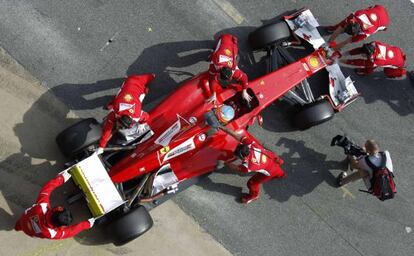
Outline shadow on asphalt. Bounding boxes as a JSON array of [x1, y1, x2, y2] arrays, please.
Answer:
[[0, 88, 82, 231], [196, 137, 345, 203], [262, 137, 344, 202], [339, 66, 414, 116]]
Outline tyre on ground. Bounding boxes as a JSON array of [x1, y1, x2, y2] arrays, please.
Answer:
[[56, 118, 102, 158], [248, 20, 291, 50], [293, 99, 335, 130], [106, 205, 154, 246]]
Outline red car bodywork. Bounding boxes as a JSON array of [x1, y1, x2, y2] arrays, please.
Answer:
[[108, 48, 329, 183]]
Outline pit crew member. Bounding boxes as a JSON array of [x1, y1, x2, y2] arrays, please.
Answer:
[[327, 5, 389, 50], [218, 127, 286, 204], [97, 74, 155, 153], [340, 41, 406, 78], [15, 172, 94, 239], [203, 34, 251, 103]]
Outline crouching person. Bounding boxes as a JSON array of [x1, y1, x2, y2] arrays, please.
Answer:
[[97, 74, 155, 153], [218, 127, 286, 204], [336, 139, 396, 201], [15, 172, 94, 239]]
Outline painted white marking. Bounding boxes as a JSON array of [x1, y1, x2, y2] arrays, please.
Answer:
[[100, 32, 119, 52], [340, 186, 355, 199], [212, 0, 245, 24], [406, 226, 412, 233]]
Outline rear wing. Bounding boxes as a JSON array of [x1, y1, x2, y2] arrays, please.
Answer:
[[70, 154, 125, 217]]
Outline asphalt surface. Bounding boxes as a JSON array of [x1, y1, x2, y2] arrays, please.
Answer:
[[1, 0, 414, 256]]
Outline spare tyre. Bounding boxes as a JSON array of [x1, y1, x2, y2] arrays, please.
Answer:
[[56, 118, 102, 158], [107, 205, 153, 246], [249, 21, 291, 50], [293, 99, 335, 130]]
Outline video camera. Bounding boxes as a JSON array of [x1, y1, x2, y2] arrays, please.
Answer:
[[330, 135, 367, 158]]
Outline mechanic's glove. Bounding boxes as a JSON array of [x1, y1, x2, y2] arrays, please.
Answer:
[[59, 170, 72, 182], [205, 92, 217, 104], [242, 89, 252, 102], [137, 123, 148, 134], [88, 218, 95, 228], [95, 147, 104, 155]]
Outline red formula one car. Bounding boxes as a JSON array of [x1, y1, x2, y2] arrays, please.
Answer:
[[55, 9, 357, 245]]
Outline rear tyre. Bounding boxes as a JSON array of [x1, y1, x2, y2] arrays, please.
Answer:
[[56, 118, 102, 158], [248, 21, 291, 50], [293, 99, 335, 130], [107, 205, 153, 246]]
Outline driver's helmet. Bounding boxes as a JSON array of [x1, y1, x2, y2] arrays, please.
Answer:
[[215, 104, 235, 125], [362, 43, 375, 56], [344, 22, 362, 35], [51, 207, 73, 227], [118, 115, 134, 129]]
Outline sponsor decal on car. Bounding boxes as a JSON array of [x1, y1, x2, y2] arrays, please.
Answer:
[[155, 119, 181, 147], [163, 136, 196, 162], [308, 56, 320, 69]]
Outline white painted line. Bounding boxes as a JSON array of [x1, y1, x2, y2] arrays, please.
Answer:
[[212, 0, 245, 24], [100, 31, 119, 52], [340, 186, 355, 199], [406, 226, 412, 234]]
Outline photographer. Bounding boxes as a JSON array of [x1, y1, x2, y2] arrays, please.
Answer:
[[336, 139, 393, 190]]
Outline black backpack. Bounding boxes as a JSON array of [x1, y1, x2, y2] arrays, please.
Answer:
[[365, 152, 396, 201]]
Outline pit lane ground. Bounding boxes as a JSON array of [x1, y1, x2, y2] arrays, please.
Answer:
[[0, 1, 413, 256]]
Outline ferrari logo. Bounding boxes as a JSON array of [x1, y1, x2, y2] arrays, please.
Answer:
[[160, 146, 170, 155], [251, 158, 257, 163], [227, 60, 233, 68], [128, 108, 135, 114], [387, 50, 394, 59], [308, 56, 319, 68], [261, 155, 267, 164], [260, 80, 265, 86], [370, 13, 378, 21], [124, 94, 133, 102], [363, 23, 369, 29], [224, 48, 232, 56]]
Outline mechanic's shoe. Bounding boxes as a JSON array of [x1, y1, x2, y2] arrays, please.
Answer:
[[216, 160, 225, 170], [241, 193, 259, 204], [325, 26, 336, 34], [408, 71, 414, 82], [336, 172, 347, 187], [355, 68, 368, 76]]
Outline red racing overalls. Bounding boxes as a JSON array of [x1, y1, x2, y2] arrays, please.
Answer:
[[14, 175, 91, 239], [238, 137, 285, 200], [203, 34, 248, 98], [99, 74, 155, 148], [332, 5, 389, 42], [345, 41, 406, 78]]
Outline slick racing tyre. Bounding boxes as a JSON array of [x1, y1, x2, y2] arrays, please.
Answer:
[[107, 205, 153, 246], [293, 99, 335, 130], [249, 20, 291, 50], [56, 118, 102, 158]]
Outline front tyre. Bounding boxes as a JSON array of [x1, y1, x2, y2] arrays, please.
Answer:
[[293, 99, 335, 130], [248, 21, 291, 50]]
